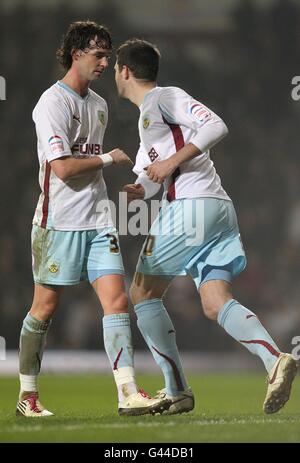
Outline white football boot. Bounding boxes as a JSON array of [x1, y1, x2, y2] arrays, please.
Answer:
[[16, 392, 54, 417], [263, 353, 298, 414], [154, 387, 195, 415], [118, 389, 172, 416]]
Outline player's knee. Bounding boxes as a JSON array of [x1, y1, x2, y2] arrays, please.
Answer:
[[201, 300, 220, 321], [30, 300, 58, 321], [129, 283, 143, 305], [200, 281, 232, 321], [129, 283, 138, 305], [110, 292, 128, 313], [129, 283, 151, 306]]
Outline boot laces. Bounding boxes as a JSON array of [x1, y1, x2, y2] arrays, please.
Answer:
[[27, 394, 41, 413]]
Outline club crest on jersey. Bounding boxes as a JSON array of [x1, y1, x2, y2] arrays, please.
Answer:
[[143, 116, 150, 129], [189, 101, 211, 123], [97, 111, 106, 125], [49, 263, 59, 274]]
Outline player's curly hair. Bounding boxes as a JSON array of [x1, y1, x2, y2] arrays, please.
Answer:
[[116, 39, 161, 82], [56, 21, 112, 69]]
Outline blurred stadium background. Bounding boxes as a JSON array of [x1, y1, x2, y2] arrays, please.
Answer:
[[1, 0, 300, 374]]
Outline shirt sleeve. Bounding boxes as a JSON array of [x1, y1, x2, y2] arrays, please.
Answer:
[[132, 142, 150, 176], [33, 95, 73, 162], [133, 143, 161, 199], [158, 87, 228, 153], [135, 172, 161, 199]]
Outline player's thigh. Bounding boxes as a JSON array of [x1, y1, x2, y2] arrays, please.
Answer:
[[85, 227, 125, 284], [186, 199, 246, 289], [130, 272, 171, 305], [92, 274, 128, 315], [30, 283, 64, 321], [135, 203, 198, 280], [31, 225, 85, 286]]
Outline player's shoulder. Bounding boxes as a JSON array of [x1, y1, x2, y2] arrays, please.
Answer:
[[35, 83, 68, 109], [159, 86, 189, 100], [157, 86, 190, 111], [88, 88, 107, 109], [33, 83, 70, 120]]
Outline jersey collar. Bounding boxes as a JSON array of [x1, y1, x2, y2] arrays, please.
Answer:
[[57, 81, 90, 101], [139, 86, 160, 110]]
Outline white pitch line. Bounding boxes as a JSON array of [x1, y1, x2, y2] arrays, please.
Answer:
[[4, 417, 300, 433]]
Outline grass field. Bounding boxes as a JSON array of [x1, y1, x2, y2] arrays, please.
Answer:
[[0, 373, 299, 443]]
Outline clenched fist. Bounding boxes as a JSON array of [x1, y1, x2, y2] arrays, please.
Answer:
[[123, 183, 145, 202], [108, 149, 134, 166]]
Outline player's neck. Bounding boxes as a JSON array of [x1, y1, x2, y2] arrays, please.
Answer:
[[61, 69, 90, 98], [128, 82, 156, 107]]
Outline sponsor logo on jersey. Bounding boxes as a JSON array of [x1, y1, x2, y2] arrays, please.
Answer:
[[148, 147, 159, 162], [98, 111, 106, 125], [73, 114, 81, 124], [72, 141, 103, 155], [143, 116, 150, 129], [48, 135, 64, 155], [49, 263, 59, 273], [189, 101, 211, 123]]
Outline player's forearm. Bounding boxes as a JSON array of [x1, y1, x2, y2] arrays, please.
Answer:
[[170, 120, 228, 169], [50, 155, 109, 180], [168, 143, 201, 170]]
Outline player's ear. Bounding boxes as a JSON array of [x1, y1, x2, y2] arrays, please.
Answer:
[[122, 65, 130, 80], [71, 48, 81, 62]]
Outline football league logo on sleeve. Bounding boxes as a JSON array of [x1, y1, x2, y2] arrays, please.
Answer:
[[48, 135, 64, 155], [189, 101, 211, 123]]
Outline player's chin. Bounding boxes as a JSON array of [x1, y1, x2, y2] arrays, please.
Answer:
[[92, 71, 103, 80]]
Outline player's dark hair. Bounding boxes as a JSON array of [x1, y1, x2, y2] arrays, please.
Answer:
[[56, 21, 112, 69], [116, 39, 161, 82]]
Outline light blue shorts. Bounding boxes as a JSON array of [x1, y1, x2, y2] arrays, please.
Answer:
[[136, 198, 246, 288], [31, 225, 124, 286]]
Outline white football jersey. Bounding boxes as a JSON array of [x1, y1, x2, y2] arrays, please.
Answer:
[[134, 86, 230, 202], [32, 81, 113, 230]]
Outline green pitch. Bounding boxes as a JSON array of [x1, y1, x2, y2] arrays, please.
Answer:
[[0, 373, 299, 443]]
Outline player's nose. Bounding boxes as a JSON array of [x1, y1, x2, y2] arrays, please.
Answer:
[[100, 56, 109, 68]]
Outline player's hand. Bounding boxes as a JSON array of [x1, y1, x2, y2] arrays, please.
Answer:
[[108, 149, 134, 166], [123, 183, 145, 202], [144, 159, 177, 183]]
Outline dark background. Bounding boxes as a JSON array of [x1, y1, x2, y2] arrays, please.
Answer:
[[0, 0, 300, 354]]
